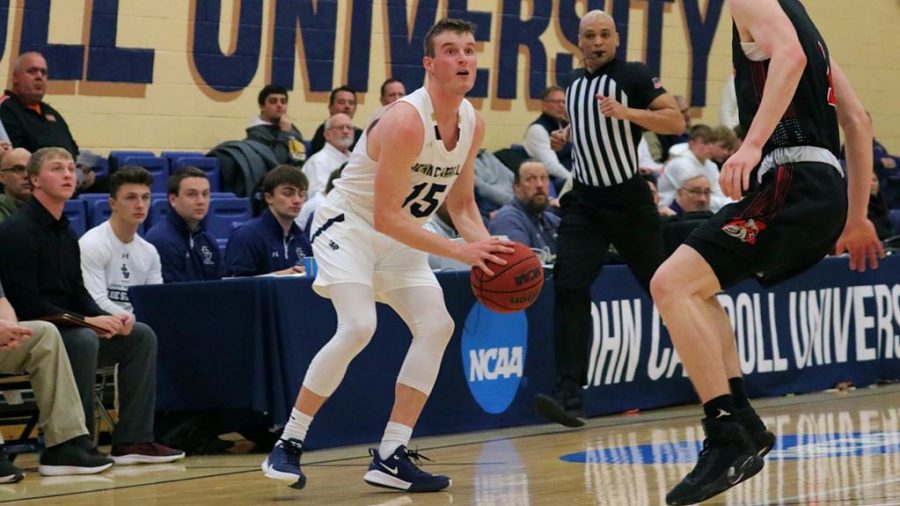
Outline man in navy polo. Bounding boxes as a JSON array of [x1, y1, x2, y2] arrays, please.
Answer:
[[224, 166, 312, 276], [145, 167, 222, 282]]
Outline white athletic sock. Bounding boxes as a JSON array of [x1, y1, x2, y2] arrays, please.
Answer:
[[281, 408, 313, 444], [379, 422, 413, 459]]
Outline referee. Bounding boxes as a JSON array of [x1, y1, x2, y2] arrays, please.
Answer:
[[534, 9, 685, 427]]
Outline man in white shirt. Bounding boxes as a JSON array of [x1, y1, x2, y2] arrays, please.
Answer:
[[79, 166, 163, 314], [658, 125, 732, 212], [302, 113, 353, 198], [522, 86, 572, 185]]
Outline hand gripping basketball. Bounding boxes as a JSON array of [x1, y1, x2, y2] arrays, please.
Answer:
[[470, 242, 544, 313]]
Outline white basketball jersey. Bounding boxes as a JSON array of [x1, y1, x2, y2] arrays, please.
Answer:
[[332, 87, 477, 225]]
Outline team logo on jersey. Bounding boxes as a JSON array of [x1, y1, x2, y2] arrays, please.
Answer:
[[652, 77, 663, 89], [328, 240, 340, 251], [460, 303, 528, 414], [201, 245, 215, 265], [120, 263, 130, 279], [722, 218, 767, 245]]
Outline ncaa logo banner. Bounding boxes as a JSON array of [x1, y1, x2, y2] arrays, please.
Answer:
[[460, 304, 528, 414]]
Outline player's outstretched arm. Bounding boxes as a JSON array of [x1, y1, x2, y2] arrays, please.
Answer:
[[830, 57, 884, 272], [721, 0, 807, 200], [371, 103, 511, 273]]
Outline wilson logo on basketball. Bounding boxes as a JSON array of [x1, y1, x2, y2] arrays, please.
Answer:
[[514, 268, 542, 287], [470, 242, 544, 314]]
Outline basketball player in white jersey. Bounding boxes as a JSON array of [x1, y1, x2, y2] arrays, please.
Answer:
[[262, 18, 511, 493]]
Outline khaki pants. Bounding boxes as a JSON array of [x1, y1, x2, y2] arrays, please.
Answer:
[[0, 321, 88, 447]]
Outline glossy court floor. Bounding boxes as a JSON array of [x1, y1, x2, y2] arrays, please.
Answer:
[[2, 384, 899, 505]]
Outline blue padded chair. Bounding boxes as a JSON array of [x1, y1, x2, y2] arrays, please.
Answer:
[[121, 156, 169, 193], [148, 199, 170, 228], [161, 151, 205, 169], [206, 198, 252, 240], [108, 150, 154, 173], [63, 200, 87, 238], [890, 209, 900, 236], [87, 198, 112, 228], [92, 157, 110, 178], [173, 156, 221, 192]]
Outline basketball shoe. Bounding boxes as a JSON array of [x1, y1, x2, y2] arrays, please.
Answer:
[[261, 438, 306, 489], [533, 377, 586, 428], [363, 446, 450, 492], [734, 406, 776, 456], [666, 418, 764, 505]]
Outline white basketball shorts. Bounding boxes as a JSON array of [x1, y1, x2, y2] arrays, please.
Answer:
[[309, 192, 439, 299]]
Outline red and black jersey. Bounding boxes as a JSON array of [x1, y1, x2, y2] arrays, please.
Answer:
[[732, 0, 840, 157]]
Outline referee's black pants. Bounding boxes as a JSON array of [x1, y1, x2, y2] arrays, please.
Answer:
[[552, 177, 665, 387]]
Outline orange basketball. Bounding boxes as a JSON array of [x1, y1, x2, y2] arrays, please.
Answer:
[[470, 242, 544, 313]]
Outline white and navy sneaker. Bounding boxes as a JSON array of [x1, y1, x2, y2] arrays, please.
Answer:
[[363, 446, 450, 493], [261, 438, 306, 489]]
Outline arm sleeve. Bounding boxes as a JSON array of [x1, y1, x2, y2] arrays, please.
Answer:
[[627, 63, 668, 109], [79, 235, 125, 315], [522, 124, 570, 179], [148, 235, 185, 283], [148, 248, 164, 285], [0, 106, 25, 148], [0, 225, 71, 319], [223, 228, 262, 277], [488, 211, 532, 246]]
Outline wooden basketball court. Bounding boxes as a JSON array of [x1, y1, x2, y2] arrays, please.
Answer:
[[3, 384, 899, 505]]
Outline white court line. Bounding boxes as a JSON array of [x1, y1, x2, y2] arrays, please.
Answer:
[[752, 476, 900, 506]]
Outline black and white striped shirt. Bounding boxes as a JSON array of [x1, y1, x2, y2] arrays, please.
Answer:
[[565, 60, 667, 187]]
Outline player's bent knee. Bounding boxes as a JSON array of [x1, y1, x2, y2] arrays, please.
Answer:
[[649, 264, 678, 305], [339, 316, 377, 350]]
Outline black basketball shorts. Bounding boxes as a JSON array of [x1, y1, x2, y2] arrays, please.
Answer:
[[685, 162, 847, 289]]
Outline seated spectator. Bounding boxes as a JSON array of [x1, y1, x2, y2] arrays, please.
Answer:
[[297, 164, 344, 236], [474, 149, 514, 220], [379, 78, 406, 106], [0, 147, 183, 465], [0, 148, 31, 222], [868, 173, 893, 240], [145, 167, 222, 283], [79, 166, 162, 314], [522, 86, 573, 187], [668, 172, 713, 215], [225, 166, 312, 276], [488, 160, 560, 260], [658, 125, 731, 211], [0, 52, 103, 193], [308, 86, 363, 156], [709, 125, 739, 169], [303, 113, 353, 198], [424, 203, 468, 270], [638, 135, 663, 175], [246, 84, 306, 165], [0, 279, 113, 479]]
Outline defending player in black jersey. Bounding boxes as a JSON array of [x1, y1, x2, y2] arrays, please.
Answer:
[[650, 0, 883, 504]]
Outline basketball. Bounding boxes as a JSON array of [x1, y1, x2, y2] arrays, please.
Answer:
[[470, 242, 544, 313]]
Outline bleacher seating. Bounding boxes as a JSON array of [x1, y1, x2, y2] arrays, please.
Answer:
[[206, 198, 252, 240], [171, 156, 221, 192], [122, 156, 169, 193], [161, 151, 205, 168], [108, 150, 154, 173], [63, 200, 87, 237]]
